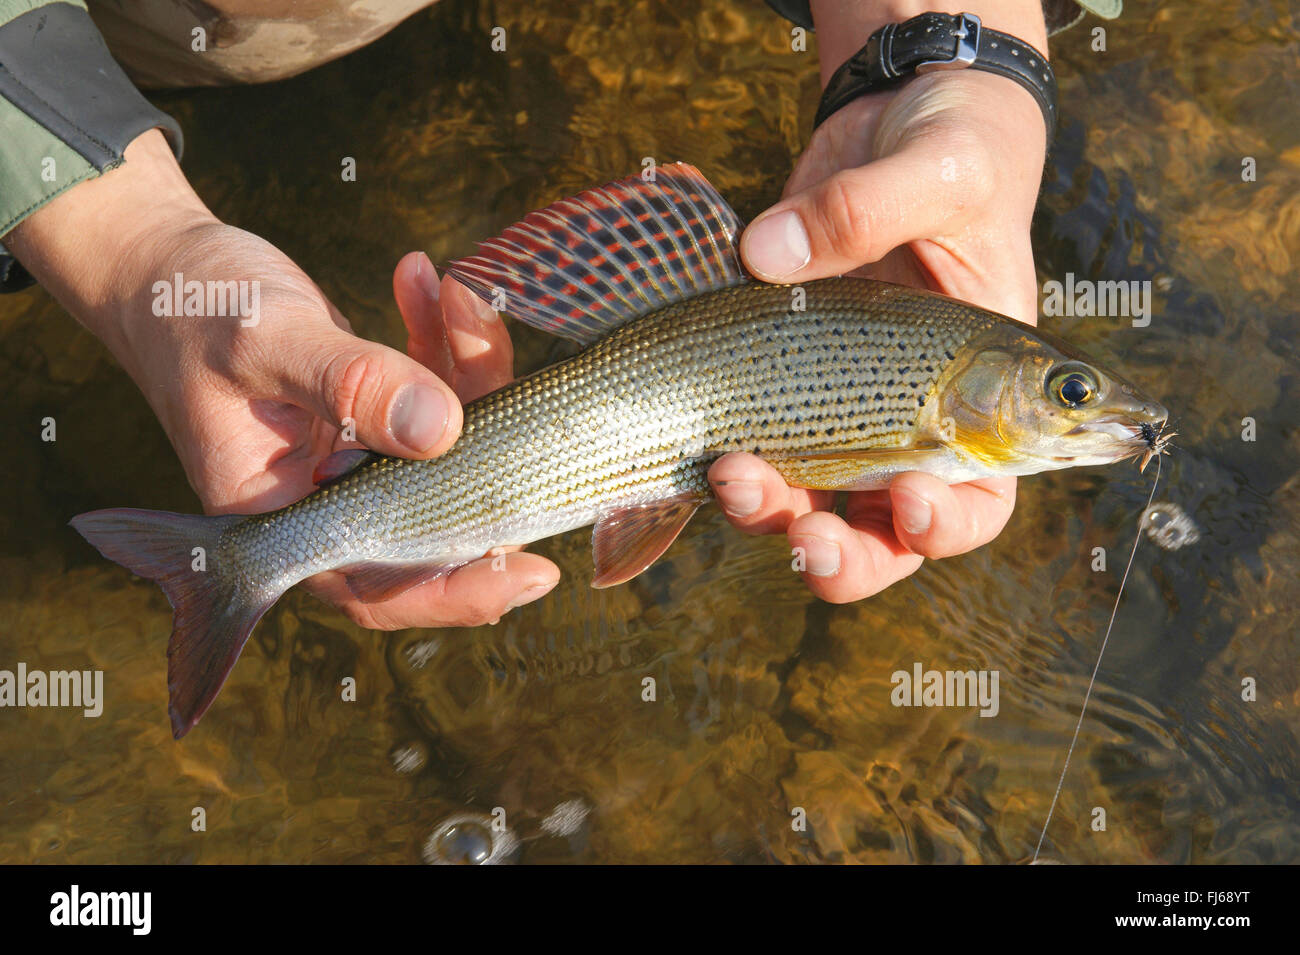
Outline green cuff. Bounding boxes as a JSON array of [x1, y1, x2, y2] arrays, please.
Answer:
[[0, 0, 182, 291], [0, 102, 98, 237]]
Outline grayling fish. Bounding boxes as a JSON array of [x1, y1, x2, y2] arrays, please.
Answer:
[[71, 164, 1170, 737]]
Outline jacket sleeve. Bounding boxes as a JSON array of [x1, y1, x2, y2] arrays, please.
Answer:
[[0, 0, 183, 291]]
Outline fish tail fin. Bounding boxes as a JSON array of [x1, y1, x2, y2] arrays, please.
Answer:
[[69, 507, 274, 739]]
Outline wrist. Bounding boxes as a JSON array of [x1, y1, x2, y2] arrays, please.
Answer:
[[809, 1, 1049, 87], [3, 129, 216, 361]]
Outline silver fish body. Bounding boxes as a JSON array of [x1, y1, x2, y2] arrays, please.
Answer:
[[229, 279, 996, 600], [70, 164, 1168, 737]]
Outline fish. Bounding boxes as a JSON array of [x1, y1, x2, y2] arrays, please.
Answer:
[[70, 163, 1170, 738]]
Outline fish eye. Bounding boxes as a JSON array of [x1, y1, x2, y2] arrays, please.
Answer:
[[1048, 365, 1099, 408]]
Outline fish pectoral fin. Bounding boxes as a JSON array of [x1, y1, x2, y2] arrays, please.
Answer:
[[312, 449, 377, 487], [591, 494, 706, 589], [763, 444, 950, 491], [339, 560, 461, 603]]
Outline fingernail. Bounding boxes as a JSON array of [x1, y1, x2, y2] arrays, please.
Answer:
[[464, 288, 500, 323], [745, 210, 811, 279], [716, 479, 763, 517], [792, 534, 840, 577], [415, 252, 439, 302], [390, 383, 449, 452], [506, 581, 556, 610], [445, 301, 494, 364], [894, 487, 933, 535]]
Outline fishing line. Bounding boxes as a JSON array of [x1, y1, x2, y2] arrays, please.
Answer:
[[1031, 453, 1163, 863]]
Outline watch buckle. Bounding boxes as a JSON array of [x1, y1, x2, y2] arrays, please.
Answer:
[[915, 13, 981, 74]]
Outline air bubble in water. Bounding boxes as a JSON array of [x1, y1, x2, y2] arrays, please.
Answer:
[[390, 742, 426, 774], [540, 798, 590, 837], [1139, 502, 1200, 551], [423, 813, 519, 865]]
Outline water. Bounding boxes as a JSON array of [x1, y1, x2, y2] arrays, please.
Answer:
[[1, 0, 1297, 863]]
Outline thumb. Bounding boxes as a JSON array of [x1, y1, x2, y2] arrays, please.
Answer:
[[740, 147, 970, 282], [279, 327, 464, 458]]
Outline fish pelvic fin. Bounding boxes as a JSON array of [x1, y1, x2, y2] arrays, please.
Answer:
[[338, 559, 460, 603], [591, 494, 706, 589], [69, 508, 275, 739], [448, 163, 748, 346]]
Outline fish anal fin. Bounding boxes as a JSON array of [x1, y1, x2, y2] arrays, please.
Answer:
[[765, 444, 951, 491], [591, 494, 705, 589], [339, 560, 460, 603]]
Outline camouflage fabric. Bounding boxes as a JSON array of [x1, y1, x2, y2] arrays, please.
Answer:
[[87, 0, 440, 88]]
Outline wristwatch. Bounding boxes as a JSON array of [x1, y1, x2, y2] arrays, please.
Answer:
[[813, 12, 1058, 141]]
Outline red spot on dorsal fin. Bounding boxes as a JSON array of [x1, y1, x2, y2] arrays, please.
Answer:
[[446, 163, 748, 346]]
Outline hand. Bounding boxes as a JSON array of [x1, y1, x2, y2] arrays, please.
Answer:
[[6, 131, 558, 627], [715, 4, 1048, 603], [130, 234, 559, 629]]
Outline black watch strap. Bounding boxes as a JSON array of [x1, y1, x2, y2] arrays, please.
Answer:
[[814, 12, 1057, 141]]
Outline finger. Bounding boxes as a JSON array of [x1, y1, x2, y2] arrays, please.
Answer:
[[394, 254, 515, 402], [708, 452, 831, 535], [887, 472, 1017, 559], [393, 251, 453, 381], [438, 275, 515, 401], [786, 509, 924, 603], [740, 145, 981, 283], [907, 226, 1040, 325], [303, 552, 561, 630], [274, 321, 464, 459]]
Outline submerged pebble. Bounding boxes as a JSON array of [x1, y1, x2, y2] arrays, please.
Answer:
[[1139, 502, 1201, 550]]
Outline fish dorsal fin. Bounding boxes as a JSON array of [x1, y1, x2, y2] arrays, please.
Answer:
[[448, 163, 747, 346], [590, 494, 705, 589]]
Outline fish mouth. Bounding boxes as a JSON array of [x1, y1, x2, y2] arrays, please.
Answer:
[[1058, 410, 1175, 472]]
